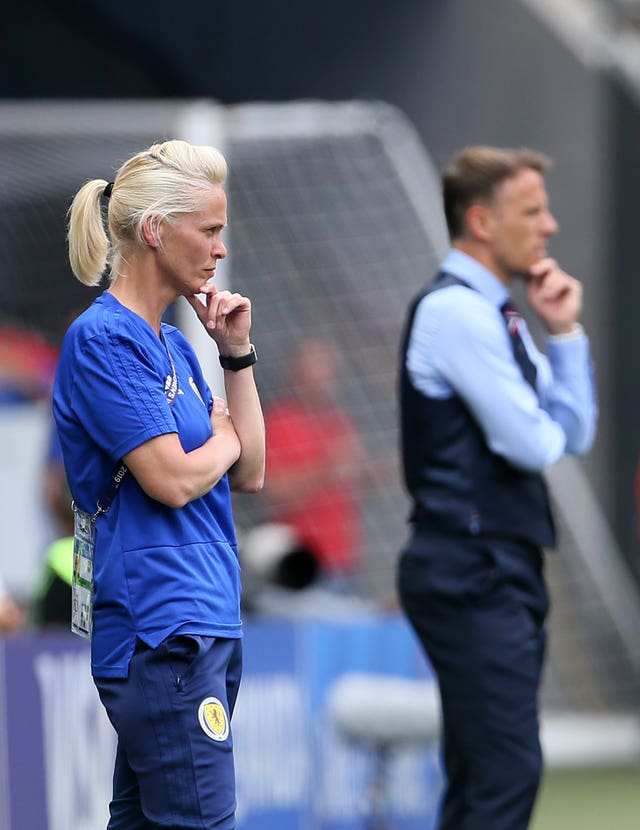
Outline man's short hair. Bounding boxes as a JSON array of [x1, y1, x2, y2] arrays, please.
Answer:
[[443, 146, 551, 240]]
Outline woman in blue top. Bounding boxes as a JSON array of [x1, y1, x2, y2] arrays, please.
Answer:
[[53, 139, 265, 830]]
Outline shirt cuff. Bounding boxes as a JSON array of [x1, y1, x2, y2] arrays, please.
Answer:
[[548, 323, 584, 342]]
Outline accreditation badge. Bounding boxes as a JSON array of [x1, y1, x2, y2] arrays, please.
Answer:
[[71, 504, 96, 639]]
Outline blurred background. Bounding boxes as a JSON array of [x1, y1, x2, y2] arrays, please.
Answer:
[[1, 1, 640, 828]]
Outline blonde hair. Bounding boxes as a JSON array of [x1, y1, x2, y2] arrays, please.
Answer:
[[67, 139, 228, 286]]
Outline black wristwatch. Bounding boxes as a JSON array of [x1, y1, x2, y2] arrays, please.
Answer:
[[218, 344, 257, 371]]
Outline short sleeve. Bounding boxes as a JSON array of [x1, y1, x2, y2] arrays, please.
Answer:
[[71, 329, 177, 461]]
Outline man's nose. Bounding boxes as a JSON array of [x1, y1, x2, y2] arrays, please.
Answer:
[[544, 211, 559, 236]]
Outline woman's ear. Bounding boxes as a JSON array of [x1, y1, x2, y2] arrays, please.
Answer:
[[141, 215, 161, 248]]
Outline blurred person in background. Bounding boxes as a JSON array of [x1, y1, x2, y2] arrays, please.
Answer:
[[0, 575, 24, 632], [0, 322, 58, 405], [261, 337, 365, 593], [396, 146, 597, 830], [33, 430, 74, 628], [0, 322, 57, 631], [53, 139, 265, 830], [35, 305, 92, 629]]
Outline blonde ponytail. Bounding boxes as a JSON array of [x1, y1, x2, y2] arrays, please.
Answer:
[[67, 179, 111, 286]]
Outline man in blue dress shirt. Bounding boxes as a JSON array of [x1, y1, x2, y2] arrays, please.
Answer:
[[396, 146, 597, 830]]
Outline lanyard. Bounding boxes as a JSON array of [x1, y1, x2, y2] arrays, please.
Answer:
[[71, 462, 127, 640], [93, 462, 128, 520]]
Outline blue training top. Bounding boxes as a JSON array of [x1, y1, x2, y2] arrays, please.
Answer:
[[53, 293, 242, 678]]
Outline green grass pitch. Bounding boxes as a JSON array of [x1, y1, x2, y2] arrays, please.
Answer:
[[531, 765, 640, 830]]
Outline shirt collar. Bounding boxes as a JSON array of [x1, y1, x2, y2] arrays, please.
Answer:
[[441, 248, 509, 308]]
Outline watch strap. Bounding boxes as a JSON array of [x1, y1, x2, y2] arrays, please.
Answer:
[[219, 344, 257, 371]]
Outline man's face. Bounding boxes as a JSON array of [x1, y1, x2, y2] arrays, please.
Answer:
[[484, 168, 558, 281]]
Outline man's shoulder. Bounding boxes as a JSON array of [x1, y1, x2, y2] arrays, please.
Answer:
[[416, 280, 495, 324]]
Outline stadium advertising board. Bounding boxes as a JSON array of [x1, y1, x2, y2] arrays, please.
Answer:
[[0, 616, 440, 830]]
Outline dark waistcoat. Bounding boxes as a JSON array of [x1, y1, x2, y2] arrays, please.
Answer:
[[399, 271, 556, 548]]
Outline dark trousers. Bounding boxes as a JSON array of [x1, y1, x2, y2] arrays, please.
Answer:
[[397, 529, 549, 830], [95, 635, 242, 830]]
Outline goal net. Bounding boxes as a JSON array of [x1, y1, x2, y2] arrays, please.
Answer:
[[0, 99, 637, 748]]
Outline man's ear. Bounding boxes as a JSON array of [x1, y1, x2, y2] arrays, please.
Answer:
[[465, 203, 493, 243], [141, 215, 161, 248]]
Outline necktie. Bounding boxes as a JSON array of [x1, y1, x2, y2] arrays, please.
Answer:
[[500, 300, 537, 391]]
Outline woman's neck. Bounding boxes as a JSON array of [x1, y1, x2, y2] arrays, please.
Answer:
[[109, 260, 174, 335]]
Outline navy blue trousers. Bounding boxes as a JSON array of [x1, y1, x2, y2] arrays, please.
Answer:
[[95, 635, 242, 830], [397, 530, 549, 830]]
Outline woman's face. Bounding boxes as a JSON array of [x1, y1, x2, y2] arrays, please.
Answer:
[[157, 184, 228, 295]]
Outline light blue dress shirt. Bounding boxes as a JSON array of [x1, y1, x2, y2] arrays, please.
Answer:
[[406, 249, 597, 473]]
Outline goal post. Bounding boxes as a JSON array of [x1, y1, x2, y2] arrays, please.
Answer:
[[0, 98, 637, 747]]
